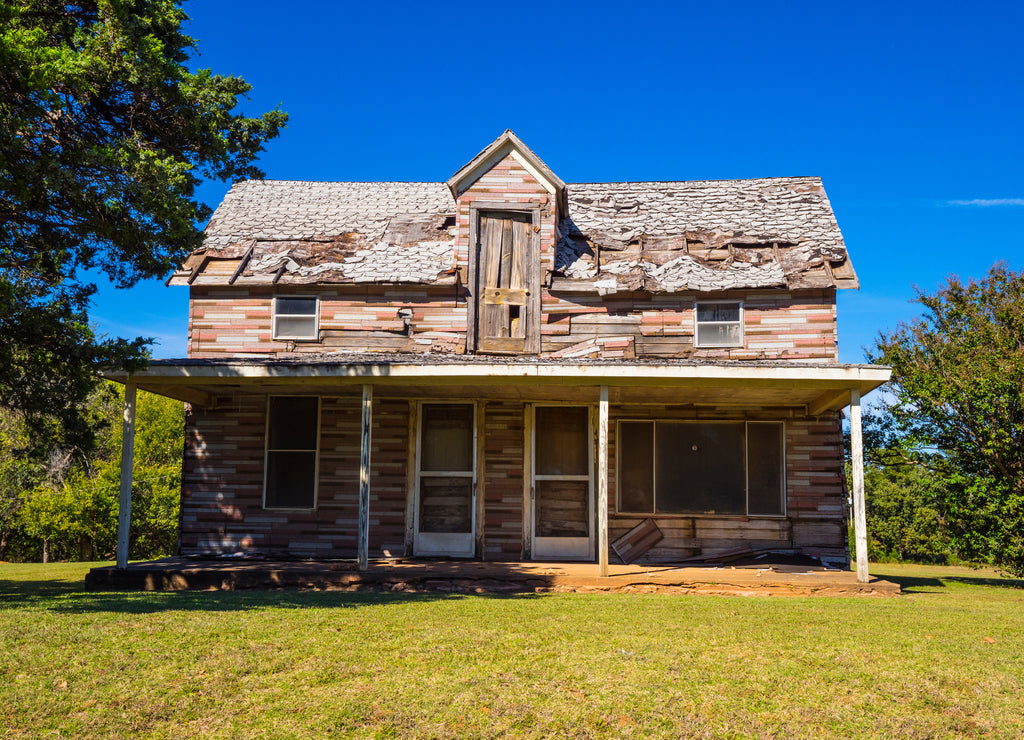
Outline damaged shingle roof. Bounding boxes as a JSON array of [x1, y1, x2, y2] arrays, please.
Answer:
[[169, 176, 857, 291]]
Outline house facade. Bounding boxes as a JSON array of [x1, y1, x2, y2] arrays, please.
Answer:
[[108, 131, 888, 576]]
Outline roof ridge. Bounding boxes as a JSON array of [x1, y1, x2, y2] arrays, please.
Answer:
[[234, 175, 824, 188]]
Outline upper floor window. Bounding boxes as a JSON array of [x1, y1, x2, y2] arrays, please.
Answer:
[[695, 301, 742, 348], [273, 297, 318, 341]]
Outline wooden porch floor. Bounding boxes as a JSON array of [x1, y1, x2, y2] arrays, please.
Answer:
[[85, 557, 900, 597]]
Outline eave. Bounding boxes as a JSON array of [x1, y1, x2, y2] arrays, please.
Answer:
[[101, 357, 890, 415]]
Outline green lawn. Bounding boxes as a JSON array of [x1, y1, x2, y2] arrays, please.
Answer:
[[1, 562, 1022, 739]]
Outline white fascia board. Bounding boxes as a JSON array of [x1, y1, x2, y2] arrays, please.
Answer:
[[103, 362, 892, 389]]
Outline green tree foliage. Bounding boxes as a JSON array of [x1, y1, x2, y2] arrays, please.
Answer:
[[0, 0, 285, 443], [869, 263, 1024, 576], [5, 382, 183, 561], [863, 463, 952, 564]]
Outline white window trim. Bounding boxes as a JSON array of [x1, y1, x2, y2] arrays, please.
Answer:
[[262, 395, 321, 511], [614, 419, 786, 518], [272, 295, 320, 341], [694, 300, 744, 348]]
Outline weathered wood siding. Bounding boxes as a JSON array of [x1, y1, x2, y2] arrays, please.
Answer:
[[179, 395, 846, 564], [187, 285, 837, 362], [481, 401, 526, 560], [181, 395, 409, 559]]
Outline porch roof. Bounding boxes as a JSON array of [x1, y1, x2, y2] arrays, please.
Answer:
[[101, 355, 890, 414]]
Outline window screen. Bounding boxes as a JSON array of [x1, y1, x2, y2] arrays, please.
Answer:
[[536, 406, 589, 476], [695, 301, 742, 348], [617, 421, 784, 516], [265, 396, 319, 508], [534, 406, 591, 539], [273, 297, 318, 340], [618, 421, 654, 512], [418, 404, 474, 534], [656, 423, 745, 514], [747, 423, 784, 515]]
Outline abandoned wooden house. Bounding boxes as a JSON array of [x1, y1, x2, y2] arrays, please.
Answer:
[[107, 130, 889, 581]]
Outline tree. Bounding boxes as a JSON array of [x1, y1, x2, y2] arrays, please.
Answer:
[[0, 0, 286, 444], [869, 263, 1024, 576], [13, 381, 183, 561], [862, 462, 952, 564]]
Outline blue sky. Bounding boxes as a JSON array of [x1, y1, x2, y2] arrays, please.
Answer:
[[90, 0, 1024, 364]]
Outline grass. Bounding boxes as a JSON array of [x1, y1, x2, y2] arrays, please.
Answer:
[[1, 562, 1022, 739]]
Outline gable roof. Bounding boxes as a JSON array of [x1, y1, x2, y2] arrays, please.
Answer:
[[169, 175, 856, 292], [446, 129, 567, 212]]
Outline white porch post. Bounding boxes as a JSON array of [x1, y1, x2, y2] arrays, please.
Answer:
[[598, 385, 609, 576], [116, 381, 137, 570], [850, 388, 869, 583], [358, 384, 373, 571]]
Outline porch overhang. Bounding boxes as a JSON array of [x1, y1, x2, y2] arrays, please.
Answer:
[[100, 356, 891, 414]]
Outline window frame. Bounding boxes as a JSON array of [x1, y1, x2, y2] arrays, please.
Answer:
[[272, 295, 320, 341], [694, 300, 744, 348], [615, 419, 786, 518], [262, 395, 321, 511]]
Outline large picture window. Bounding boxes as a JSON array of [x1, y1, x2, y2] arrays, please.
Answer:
[[264, 396, 320, 509], [617, 421, 784, 516]]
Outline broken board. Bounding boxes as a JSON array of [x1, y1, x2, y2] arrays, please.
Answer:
[[611, 518, 664, 564]]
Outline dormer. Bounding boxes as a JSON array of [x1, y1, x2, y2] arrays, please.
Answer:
[[448, 130, 565, 354]]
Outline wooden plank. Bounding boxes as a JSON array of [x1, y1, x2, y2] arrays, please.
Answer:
[[116, 382, 137, 570], [527, 208, 541, 354], [522, 403, 533, 560], [228, 244, 254, 285], [850, 388, 869, 582], [598, 385, 609, 576], [611, 518, 664, 564], [483, 287, 528, 305], [511, 217, 530, 340], [475, 400, 486, 559], [358, 384, 372, 570], [499, 216, 513, 289], [480, 215, 502, 339], [466, 206, 480, 353], [479, 337, 526, 353], [404, 401, 417, 557]]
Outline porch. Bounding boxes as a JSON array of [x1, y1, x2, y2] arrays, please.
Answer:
[[102, 355, 890, 582], [85, 556, 900, 596]]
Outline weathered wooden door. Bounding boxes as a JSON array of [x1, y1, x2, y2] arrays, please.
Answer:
[[531, 406, 594, 560], [475, 211, 533, 353]]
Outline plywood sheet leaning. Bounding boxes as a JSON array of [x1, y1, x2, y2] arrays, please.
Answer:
[[611, 518, 664, 564]]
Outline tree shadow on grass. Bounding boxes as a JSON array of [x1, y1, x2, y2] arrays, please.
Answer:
[[0, 578, 86, 604], [875, 573, 1024, 594], [942, 575, 1024, 590], [0, 579, 542, 614], [877, 574, 946, 593]]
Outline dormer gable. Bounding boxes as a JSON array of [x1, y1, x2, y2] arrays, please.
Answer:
[[447, 129, 567, 217]]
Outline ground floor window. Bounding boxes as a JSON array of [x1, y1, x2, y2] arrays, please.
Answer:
[[264, 396, 320, 509], [617, 420, 784, 516]]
